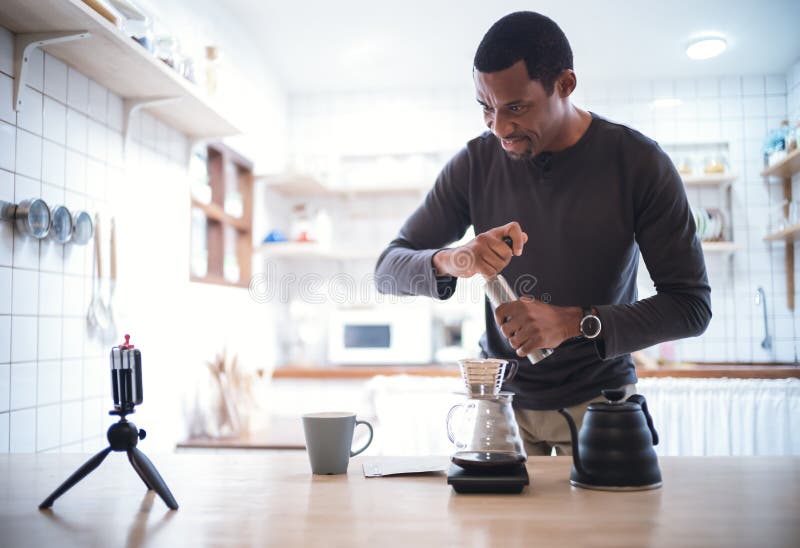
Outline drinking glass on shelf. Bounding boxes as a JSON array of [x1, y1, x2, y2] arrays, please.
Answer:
[[768, 200, 790, 233], [674, 156, 693, 176]]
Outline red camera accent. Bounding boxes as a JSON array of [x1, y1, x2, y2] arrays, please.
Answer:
[[120, 334, 134, 349]]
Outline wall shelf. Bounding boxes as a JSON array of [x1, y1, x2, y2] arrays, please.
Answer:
[[761, 147, 800, 311], [0, 0, 239, 139], [682, 174, 736, 187], [257, 173, 427, 198], [256, 242, 381, 260], [763, 223, 800, 243], [761, 148, 800, 179], [701, 241, 743, 254]]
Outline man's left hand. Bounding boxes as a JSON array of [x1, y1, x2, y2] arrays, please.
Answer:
[[494, 298, 584, 356]]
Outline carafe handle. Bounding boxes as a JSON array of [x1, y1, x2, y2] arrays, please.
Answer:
[[446, 403, 471, 449]]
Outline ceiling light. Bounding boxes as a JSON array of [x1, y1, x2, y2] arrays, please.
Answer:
[[686, 37, 727, 60]]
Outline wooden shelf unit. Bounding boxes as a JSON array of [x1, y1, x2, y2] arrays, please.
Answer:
[[191, 143, 253, 288], [191, 199, 248, 232], [761, 148, 800, 310], [0, 0, 238, 139]]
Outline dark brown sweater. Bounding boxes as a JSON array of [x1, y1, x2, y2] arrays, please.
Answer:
[[375, 114, 711, 409]]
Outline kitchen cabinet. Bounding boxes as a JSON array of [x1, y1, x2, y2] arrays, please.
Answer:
[[2, 453, 798, 547]]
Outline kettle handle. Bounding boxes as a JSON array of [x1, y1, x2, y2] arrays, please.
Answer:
[[627, 394, 659, 446]]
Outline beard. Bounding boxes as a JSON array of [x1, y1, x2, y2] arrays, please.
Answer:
[[502, 137, 535, 161], [505, 149, 533, 161]]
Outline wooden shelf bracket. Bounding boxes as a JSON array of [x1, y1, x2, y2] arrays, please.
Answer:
[[123, 96, 182, 152], [13, 31, 89, 111]]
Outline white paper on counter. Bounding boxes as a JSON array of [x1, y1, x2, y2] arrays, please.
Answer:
[[362, 456, 450, 478]]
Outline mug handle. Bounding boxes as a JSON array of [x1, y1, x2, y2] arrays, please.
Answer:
[[350, 419, 374, 457]]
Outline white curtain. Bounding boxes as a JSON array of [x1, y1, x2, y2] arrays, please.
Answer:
[[363, 376, 800, 457], [637, 378, 800, 456]]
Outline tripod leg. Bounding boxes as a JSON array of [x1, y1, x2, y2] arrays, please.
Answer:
[[127, 450, 154, 490], [39, 447, 113, 509], [128, 448, 179, 510]]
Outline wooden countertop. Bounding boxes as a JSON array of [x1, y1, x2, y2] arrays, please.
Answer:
[[176, 417, 305, 450], [2, 453, 798, 547], [272, 363, 800, 379]]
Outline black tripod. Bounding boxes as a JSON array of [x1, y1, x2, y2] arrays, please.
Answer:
[[39, 410, 179, 510]]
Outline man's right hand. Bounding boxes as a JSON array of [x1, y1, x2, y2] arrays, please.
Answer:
[[432, 222, 528, 279]]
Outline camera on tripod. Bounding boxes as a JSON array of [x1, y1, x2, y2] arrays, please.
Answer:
[[39, 333, 178, 510], [110, 334, 143, 415]]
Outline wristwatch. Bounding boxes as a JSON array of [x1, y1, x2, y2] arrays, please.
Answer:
[[579, 306, 602, 339]]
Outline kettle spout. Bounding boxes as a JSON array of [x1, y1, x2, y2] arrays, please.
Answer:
[[557, 408, 586, 478]]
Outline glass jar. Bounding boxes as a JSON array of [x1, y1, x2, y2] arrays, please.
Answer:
[[703, 154, 728, 174]]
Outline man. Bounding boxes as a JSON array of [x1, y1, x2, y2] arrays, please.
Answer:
[[374, 11, 711, 456]]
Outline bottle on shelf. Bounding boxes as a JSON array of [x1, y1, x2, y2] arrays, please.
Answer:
[[205, 46, 219, 96]]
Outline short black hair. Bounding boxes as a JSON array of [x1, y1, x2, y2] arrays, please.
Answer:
[[473, 11, 573, 95]]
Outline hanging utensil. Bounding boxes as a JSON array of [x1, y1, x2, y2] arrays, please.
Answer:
[[71, 210, 94, 245], [0, 198, 52, 239], [87, 214, 108, 333], [105, 216, 118, 341], [49, 205, 74, 244]]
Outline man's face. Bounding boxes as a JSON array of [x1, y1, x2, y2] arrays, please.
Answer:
[[474, 60, 566, 160]]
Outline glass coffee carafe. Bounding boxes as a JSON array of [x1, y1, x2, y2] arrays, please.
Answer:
[[446, 359, 527, 469]]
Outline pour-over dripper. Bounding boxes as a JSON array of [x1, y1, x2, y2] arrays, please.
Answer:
[[458, 358, 517, 397]]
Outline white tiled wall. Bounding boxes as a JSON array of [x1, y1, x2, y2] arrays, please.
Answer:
[[0, 24, 192, 453], [289, 64, 800, 364], [1, 14, 290, 452]]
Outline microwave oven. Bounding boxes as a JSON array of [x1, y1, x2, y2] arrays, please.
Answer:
[[327, 305, 432, 365]]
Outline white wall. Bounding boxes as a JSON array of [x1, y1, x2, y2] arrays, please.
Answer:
[[134, 0, 289, 174], [0, 19, 284, 453]]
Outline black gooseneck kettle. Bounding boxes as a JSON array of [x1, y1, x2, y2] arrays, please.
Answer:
[[558, 388, 662, 491]]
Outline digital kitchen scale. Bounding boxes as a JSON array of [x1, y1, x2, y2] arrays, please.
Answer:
[[447, 462, 529, 494]]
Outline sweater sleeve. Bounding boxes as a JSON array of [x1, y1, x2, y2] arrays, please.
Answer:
[[374, 148, 472, 299], [594, 143, 712, 359]]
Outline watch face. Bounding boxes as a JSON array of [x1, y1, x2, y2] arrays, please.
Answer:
[[581, 315, 601, 338]]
